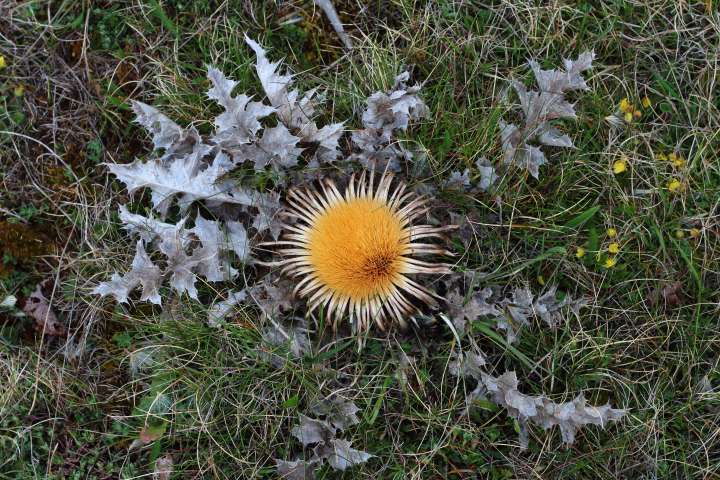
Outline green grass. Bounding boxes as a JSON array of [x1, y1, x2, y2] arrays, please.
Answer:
[[1, 0, 719, 478]]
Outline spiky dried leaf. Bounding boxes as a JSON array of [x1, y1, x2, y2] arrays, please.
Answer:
[[291, 414, 336, 446], [276, 458, 319, 480], [447, 288, 501, 335], [107, 149, 254, 218], [207, 290, 247, 328], [93, 240, 162, 304], [206, 65, 275, 148], [310, 397, 361, 431], [481, 370, 624, 448], [316, 439, 372, 471]]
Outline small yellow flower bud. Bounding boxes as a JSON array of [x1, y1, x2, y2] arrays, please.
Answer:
[[607, 228, 618, 238], [633, 109, 642, 119], [0, 55, 6, 69], [670, 153, 685, 168], [674, 230, 685, 239], [13, 85, 24, 97], [604, 257, 617, 268], [537, 275, 545, 286], [641, 96, 652, 108], [575, 247, 586, 258], [667, 179, 683, 192], [619, 98, 633, 114], [624, 112, 633, 123], [613, 159, 627, 174], [608, 242, 620, 254], [690, 228, 701, 239], [656, 152, 667, 162]]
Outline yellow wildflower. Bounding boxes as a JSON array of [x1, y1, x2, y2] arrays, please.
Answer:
[[690, 228, 701, 239], [0, 55, 6, 69], [642, 96, 652, 108], [613, 158, 627, 174], [656, 152, 667, 162], [674, 230, 685, 239], [619, 98, 634, 114], [668, 152, 685, 168], [667, 179, 683, 192], [14, 85, 24, 97], [608, 242, 620, 254], [537, 275, 545, 286], [604, 257, 617, 268], [607, 228, 618, 238], [623, 112, 633, 123], [633, 109, 642, 119], [575, 247, 586, 259]]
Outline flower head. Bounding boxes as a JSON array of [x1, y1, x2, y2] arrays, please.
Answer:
[[575, 247, 586, 258], [608, 242, 620, 254], [607, 228, 618, 238], [619, 98, 633, 114], [667, 179, 683, 193], [642, 96, 652, 108], [0, 55, 6, 70], [270, 170, 454, 331], [668, 152, 685, 168], [604, 257, 617, 268], [613, 158, 627, 174]]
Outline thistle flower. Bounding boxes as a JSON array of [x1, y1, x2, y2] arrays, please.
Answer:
[[269, 170, 455, 331]]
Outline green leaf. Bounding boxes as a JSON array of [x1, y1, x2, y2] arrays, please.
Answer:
[[563, 205, 600, 229]]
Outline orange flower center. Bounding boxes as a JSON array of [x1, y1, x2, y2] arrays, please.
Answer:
[[308, 197, 409, 301]]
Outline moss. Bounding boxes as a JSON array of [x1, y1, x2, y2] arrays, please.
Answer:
[[0, 221, 53, 277]]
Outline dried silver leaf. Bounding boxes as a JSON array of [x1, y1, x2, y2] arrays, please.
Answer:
[[494, 286, 534, 344], [118, 205, 179, 244], [262, 322, 311, 359], [207, 290, 247, 328], [207, 65, 275, 147], [362, 72, 429, 133], [107, 149, 254, 218], [253, 124, 303, 171], [481, 370, 624, 448], [276, 458, 319, 480], [317, 439, 372, 471], [310, 397, 361, 431], [500, 51, 593, 179], [226, 220, 251, 262], [291, 414, 336, 446], [444, 169, 471, 190], [131, 101, 184, 152], [534, 286, 589, 328], [93, 240, 162, 304], [190, 216, 238, 282], [530, 50, 595, 94], [251, 191, 284, 240], [446, 288, 500, 335], [475, 157, 498, 191]]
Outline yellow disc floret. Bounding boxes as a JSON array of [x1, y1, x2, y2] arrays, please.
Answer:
[[309, 197, 408, 300]]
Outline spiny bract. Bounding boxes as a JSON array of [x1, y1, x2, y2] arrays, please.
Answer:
[[270, 169, 455, 331]]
